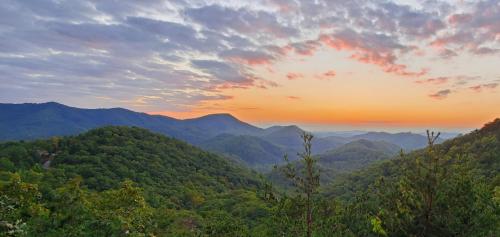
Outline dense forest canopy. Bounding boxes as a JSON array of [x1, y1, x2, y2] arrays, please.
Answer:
[[1, 120, 499, 236]]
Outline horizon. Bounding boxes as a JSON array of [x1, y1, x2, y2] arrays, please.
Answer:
[[3, 101, 476, 134], [1, 0, 499, 132]]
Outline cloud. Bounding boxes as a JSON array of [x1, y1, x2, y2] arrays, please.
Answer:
[[286, 72, 304, 80], [315, 70, 336, 80], [431, 0, 500, 56], [219, 49, 275, 65], [184, 4, 298, 39], [416, 77, 449, 85], [287, 96, 300, 100], [288, 40, 321, 56], [191, 59, 252, 84], [1, 0, 499, 112], [429, 89, 452, 99], [469, 83, 498, 92], [319, 30, 427, 76], [323, 70, 336, 77]]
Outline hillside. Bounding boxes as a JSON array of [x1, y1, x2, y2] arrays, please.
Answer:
[[268, 139, 402, 187], [1, 121, 498, 236], [326, 119, 500, 198], [318, 139, 401, 181], [0, 126, 271, 235], [0, 126, 260, 197], [199, 133, 287, 167]]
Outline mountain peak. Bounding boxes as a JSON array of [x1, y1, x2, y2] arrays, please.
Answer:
[[195, 113, 237, 120]]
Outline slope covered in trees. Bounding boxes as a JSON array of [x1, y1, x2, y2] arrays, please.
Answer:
[[268, 139, 402, 186], [1, 118, 498, 236], [317, 139, 401, 182], [326, 119, 500, 198], [199, 133, 288, 168], [267, 122, 499, 236], [0, 126, 271, 236]]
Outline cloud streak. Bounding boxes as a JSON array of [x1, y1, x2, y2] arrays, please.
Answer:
[[429, 89, 452, 100]]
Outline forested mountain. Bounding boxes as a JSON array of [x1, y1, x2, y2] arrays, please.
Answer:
[[0, 103, 343, 166], [0, 102, 454, 169], [269, 120, 499, 236], [268, 139, 402, 186], [317, 139, 401, 182], [0, 126, 271, 235], [259, 126, 348, 154], [199, 133, 288, 167], [327, 119, 500, 199], [1, 120, 499, 236]]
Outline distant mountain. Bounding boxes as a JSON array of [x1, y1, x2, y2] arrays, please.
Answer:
[[318, 139, 401, 182], [0, 102, 262, 144], [260, 125, 346, 155], [269, 139, 402, 186], [1, 102, 449, 169], [350, 131, 443, 150], [199, 133, 287, 167], [260, 125, 305, 149], [0, 102, 344, 167], [419, 131, 461, 139], [313, 130, 368, 138], [183, 113, 262, 137]]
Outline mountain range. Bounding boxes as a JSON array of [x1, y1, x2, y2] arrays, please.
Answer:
[[0, 102, 445, 167], [0, 103, 498, 236]]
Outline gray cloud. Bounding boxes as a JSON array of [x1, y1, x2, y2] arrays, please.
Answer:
[[1, 0, 499, 110], [185, 4, 298, 38], [429, 89, 452, 99]]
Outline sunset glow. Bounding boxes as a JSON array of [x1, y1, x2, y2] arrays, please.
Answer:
[[1, 0, 499, 131]]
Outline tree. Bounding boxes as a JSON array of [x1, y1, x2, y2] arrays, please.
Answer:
[[279, 132, 320, 237], [0, 173, 48, 236], [375, 130, 500, 236]]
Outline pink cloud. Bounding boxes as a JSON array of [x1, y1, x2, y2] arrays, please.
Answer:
[[287, 96, 300, 100], [286, 72, 304, 80], [448, 13, 473, 25], [323, 70, 336, 77], [315, 70, 337, 80], [319, 33, 427, 77]]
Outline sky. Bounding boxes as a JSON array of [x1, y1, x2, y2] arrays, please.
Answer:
[[1, 0, 500, 132]]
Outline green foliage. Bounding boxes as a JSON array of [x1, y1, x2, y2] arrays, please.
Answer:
[[0, 126, 270, 236], [1, 119, 500, 236], [274, 132, 320, 237]]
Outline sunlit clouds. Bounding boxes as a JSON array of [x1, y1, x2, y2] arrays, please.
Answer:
[[0, 0, 499, 129]]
